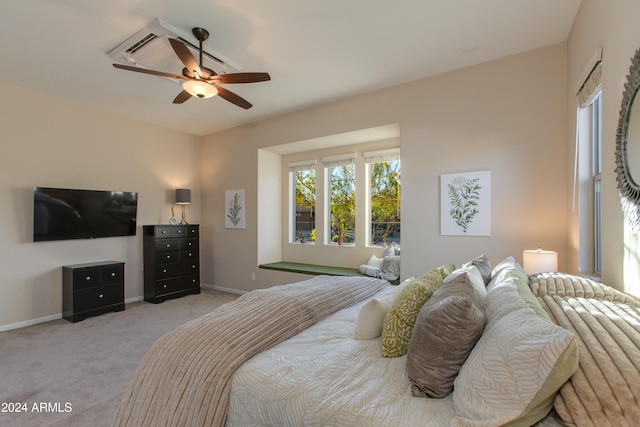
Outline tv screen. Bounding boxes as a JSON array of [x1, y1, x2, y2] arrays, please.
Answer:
[[33, 187, 138, 242]]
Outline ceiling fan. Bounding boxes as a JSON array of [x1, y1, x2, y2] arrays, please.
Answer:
[[112, 27, 270, 109]]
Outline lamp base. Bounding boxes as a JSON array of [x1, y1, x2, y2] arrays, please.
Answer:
[[179, 204, 188, 225]]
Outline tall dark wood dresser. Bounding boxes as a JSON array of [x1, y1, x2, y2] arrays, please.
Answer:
[[142, 224, 200, 303]]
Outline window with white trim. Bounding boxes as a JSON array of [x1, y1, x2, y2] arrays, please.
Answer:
[[323, 154, 356, 245], [576, 61, 602, 276], [289, 160, 316, 244], [365, 149, 401, 246]]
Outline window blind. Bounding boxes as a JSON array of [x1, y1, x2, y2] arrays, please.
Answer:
[[322, 153, 355, 168], [287, 159, 316, 172], [577, 62, 602, 107], [363, 148, 400, 163]]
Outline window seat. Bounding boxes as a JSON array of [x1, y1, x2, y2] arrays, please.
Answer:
[[259, 262, 365, 277], [259, 262, 399, 285]]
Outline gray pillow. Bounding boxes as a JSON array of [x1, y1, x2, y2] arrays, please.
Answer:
[[406, 272, 486, 398], [463, 254, 492, 285]]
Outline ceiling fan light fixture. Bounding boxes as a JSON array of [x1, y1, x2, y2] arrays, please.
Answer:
[[182, 80, 218, 98]]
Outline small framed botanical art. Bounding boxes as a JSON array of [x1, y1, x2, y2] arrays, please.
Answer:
[[440, 170, 491, 236], [225, 189, 245, 229]]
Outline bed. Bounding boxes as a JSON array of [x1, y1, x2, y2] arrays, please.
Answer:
[[112, 256, 640, 427]]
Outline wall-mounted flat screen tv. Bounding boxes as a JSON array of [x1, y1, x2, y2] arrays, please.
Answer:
[[33, 187, 138, 242]]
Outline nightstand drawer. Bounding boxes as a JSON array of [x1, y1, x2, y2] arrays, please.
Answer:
[[101, 264, 123, 284], [73, 267, 101, 289], [74, 283, 124, 313]]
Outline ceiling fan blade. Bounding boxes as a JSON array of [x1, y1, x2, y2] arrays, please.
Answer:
[[209, 72, 271, 84], [168, 38, 202, 76], [173, 90, 192, 104], [113, 63, 187, 80], [216, 86, 253, 109]]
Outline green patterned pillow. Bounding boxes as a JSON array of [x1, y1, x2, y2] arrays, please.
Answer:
[[381, 268, 447, 357]]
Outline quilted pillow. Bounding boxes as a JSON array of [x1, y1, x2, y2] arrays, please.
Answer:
[[353, 277, 414, 340], [451, 279, 578, 427], [381, 267, 450, 357], [406, 273, 485, 398]]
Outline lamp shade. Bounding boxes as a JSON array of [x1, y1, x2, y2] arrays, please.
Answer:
[[175, 189, 191, 205], [522, 249, 558, 275], [182, 80, 218, 98]]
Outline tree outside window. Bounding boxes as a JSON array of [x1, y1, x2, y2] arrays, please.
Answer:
[[294, 169, 315, 243], [370, 160, 401, 246], [329, 164, 355, 244]]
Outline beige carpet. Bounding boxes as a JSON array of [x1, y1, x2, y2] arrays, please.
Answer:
[[0, 288, 238, 427]]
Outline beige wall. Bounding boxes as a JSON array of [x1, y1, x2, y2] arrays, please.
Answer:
[[0, 82, 201, 329], [7, 1, 640, 328], [567, 0, 640, 292], [200, 43, 569, 292]]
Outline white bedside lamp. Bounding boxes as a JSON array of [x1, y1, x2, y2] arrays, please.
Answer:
[[522, 248, 558, 275]]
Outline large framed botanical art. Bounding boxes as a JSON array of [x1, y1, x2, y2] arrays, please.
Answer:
[[225, 189, 245, 229], [440, 170, 491, 236]]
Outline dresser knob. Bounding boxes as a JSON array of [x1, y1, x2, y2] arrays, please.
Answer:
[[99, 294, 104, 298], [166, 244, 170, 248], [162, 230, 167, 234], [163, 284, 167, 289], [177, 230, 182, 234], [111, 272, 116, 277], [163, 269, 167, 273], [166, 255, 171, 259], [192, 265, 196, 269], [85, 276, 91, 281]]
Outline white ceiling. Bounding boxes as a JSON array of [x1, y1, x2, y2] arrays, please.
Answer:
[[0, 0, 581, 137]]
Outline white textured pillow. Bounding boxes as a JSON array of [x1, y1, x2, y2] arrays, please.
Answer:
[[366, 254, 384, 269], [451, 280, 578, 427], [353, 277, 413, 340]]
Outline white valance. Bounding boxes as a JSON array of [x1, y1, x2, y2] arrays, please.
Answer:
[[577, 62, 602, 107], [322, 153, 355, 168], [287, 159, 316, 172], [363, 148, 400, 164]]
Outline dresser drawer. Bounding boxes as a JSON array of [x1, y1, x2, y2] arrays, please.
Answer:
[[186, 225, 199, 237], [155, 226, 187, 239], [155, 239, 180, 252], [181, 260, 199, 275], [156, 262, 182, 279], [156, 251, 179, 264], [181, 238, 199, 250], [181, 248, 199, 261], [74, 283, 124, 313], [155, 275, 199, 296]]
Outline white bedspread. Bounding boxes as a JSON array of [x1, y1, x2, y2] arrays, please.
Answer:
[[226, 286, 457, 426]]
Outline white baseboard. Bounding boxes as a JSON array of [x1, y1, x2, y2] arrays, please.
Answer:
[[125, 295, 144, 304], [200, 283, 246, 295], [0, 313, 63, 332], [1, 286, 242, 332]]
